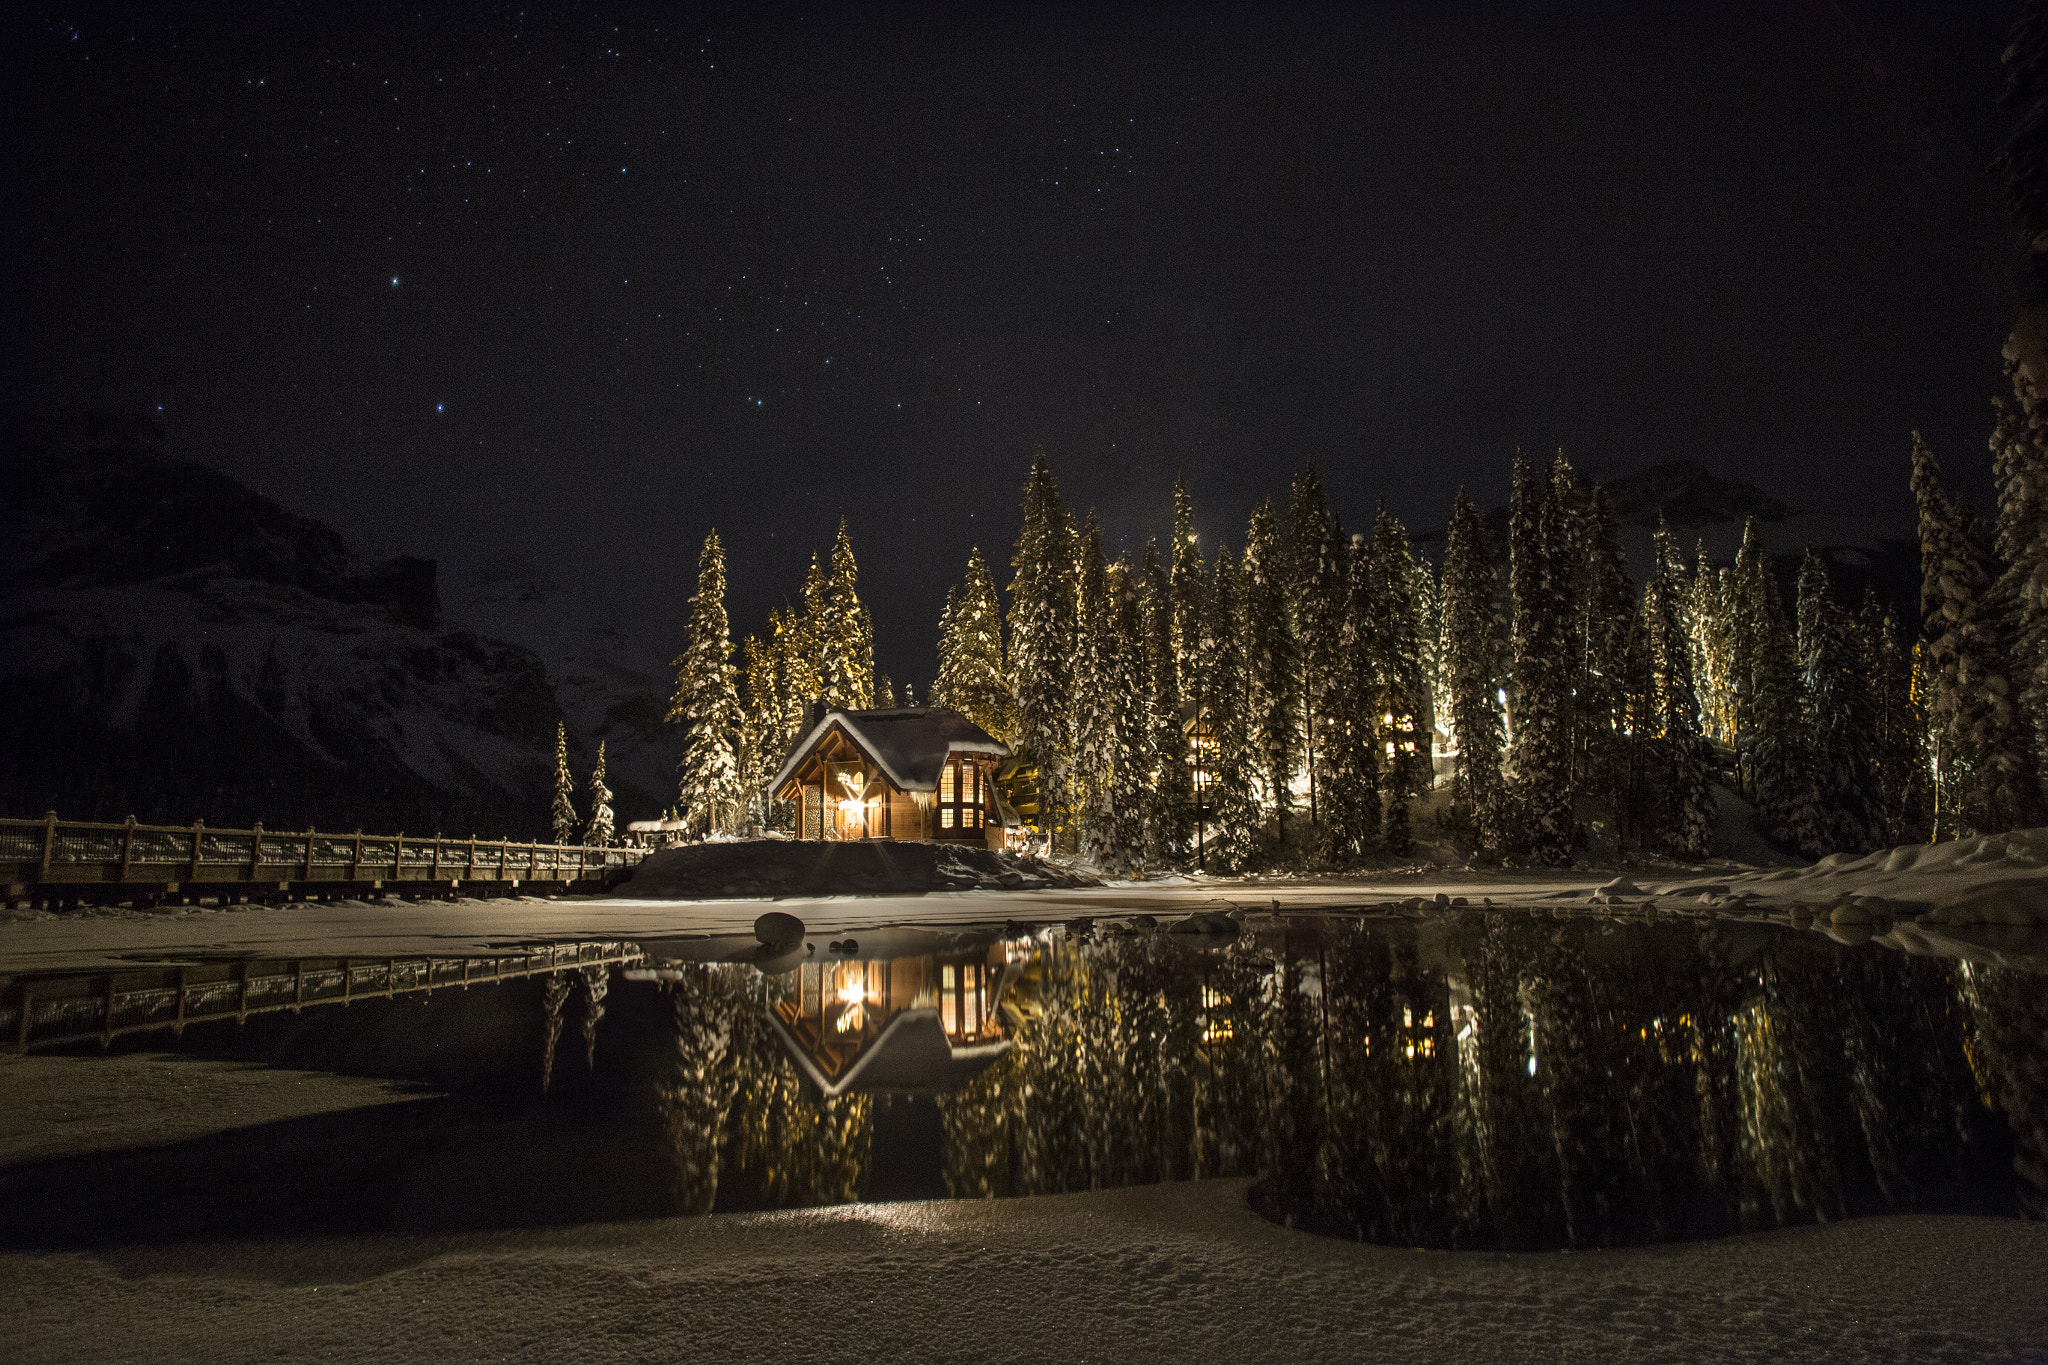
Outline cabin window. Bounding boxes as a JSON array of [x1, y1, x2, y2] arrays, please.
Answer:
[[936, 757, 981, 832]]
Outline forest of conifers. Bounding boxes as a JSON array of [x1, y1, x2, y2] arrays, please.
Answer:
[[660, 366, 2048, 873]]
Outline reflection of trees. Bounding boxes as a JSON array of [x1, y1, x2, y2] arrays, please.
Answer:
[[1957, 961, 2048, 1219], [539, 973, 573, 1095], [939, 935, 1257, 1197], [656, 964, 872, 1214], [1253, 918, 2014, 1250]]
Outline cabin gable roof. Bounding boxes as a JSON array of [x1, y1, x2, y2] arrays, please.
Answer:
[[769, 706, 1006, 797]]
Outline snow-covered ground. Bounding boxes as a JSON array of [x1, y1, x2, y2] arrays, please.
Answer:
[[4, 827, 2043, 973], [2, 1173, 2042, 1363]]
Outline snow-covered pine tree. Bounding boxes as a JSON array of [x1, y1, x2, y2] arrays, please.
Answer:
[[1323, 531, 1382, 860], [551, 721, 578, 844], [931, 547, 1015, 743], [1574, 488, 1637, 837], [1074, 514, 1117, 851], [1506, 454, 1573, 863], [819, 520, 875, 709], [1731, 519, 1822, 853], [799, 552, 831, 702], [1170, 478, 1209, 849], [1009, 450, 1079, 848], [585, 741, 615, 846], [1094, 557, 1152, 871], [1644, 551, 1714, 859], [1795, 548, 1883, 855], [1288, 465, 1343, 827], [1688, 545, 1738, 747], [669, 529, 743, 838], [876, 674, 898, 709], [1243, 501, 1301, 846], [1369, 507, 1429, 857], [1142, 536, 1191, 864], [1862, 591, 1930, 845], [736, 632, 779, 829], [1440, 489, 1507, 848], [1992, 365, 2048, 809], [1202, 543, 1261, 870], [1549, 456, 1592, 806], [1913, 431, 2035, 834]]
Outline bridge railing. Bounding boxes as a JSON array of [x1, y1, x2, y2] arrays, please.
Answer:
[[2, 812, 645, 893]]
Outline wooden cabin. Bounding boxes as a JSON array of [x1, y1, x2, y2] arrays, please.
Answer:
[[768, 705, 1015, 847]]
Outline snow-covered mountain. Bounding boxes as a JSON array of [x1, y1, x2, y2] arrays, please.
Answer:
[[0, 416, 569, 835], [448, 563, 678, 822]]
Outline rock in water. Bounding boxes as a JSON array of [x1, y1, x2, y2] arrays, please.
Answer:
[[754, 911, 806, 948]]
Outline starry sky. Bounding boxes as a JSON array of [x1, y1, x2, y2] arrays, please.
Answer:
[[15, 1, 2031, 688]]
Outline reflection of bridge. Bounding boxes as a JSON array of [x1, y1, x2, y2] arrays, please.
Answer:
[[2, 940, 644, 1054], [2, 813, 645, 910]]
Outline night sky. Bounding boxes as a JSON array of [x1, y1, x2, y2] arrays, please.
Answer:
[[17, 1, 2030, 686]]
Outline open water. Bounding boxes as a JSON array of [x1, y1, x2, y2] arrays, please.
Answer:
[[1, 913, 2041, 1252]]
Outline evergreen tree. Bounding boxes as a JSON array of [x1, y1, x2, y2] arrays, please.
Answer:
[[1324, 532, 1382, 860], [670, 529, 743, 838], [876, 674, 898, 709], [1863, 592, 1930, 844], [1096, 558, 1152, 870], [1796, 548, 1883, 855], [1643, 551, 1715, 859], [1142, 536, 1192, 864], [585, 741, 615, 846], [1992, 365, 2048, 808], [1440, 490, 1507, 848], [1731, 519, 1821, 853], [1548, 456, 1593, 807], [816, 520, 875, 709], [1170, 478, 1209, 855], [800, 553, 831, 701], [1913, 431, 2035, 834], [1009, 450, 1080, 847], [931, 546, 1015, 742], [1201, 544, 1261, 869], [1575, 489, 1637, 836], [1689, 545, 1739, 746], [551, 721, 578, 844], [737, 632, 781, 829], [1243, 501, 1301, 845], [1288, 465, 1344, 827], [1506, 455, 1573, 863], [1074, 514, 1117, 851], [1369, 508, 1429, 856]]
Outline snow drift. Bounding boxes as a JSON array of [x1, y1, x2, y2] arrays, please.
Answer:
[[1654, 827, 2048, 925]]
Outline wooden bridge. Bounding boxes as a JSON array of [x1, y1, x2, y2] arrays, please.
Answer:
[[1, 940, 644, 1054], [2, 813, 647, 910]]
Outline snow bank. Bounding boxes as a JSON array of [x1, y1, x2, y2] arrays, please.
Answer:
[[4, 1181, 2043, 1363], [617, 839, 1100, 900], [1653, 827, 2048, 925]]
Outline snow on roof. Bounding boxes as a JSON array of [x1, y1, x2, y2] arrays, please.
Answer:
[[768, 705, 1007, 797]]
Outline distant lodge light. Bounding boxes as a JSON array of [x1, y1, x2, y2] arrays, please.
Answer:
[[767, 703, 1023, 848]]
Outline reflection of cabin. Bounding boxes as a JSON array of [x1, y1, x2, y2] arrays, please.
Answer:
[[769, 705, 1016, 847], [766, 944, 1019, 1096]]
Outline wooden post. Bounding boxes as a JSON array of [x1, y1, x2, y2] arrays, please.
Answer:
[[39, 811, 57, 880], [237, 961, 252, 1022], [351, 829, 362, 880], [293, 960, 304, 1012], [391, 833, 403, 884], [528, 840, 538, 881], [174, 968, 188, 1034], [100, 974, 116, 1048], [248, 823, 264, 882], [119, 816, 136, 881], [302, 827, 315, 883], [189, 820, 204, 884], [341, 958, 351, 1006], [431, 835, 442, 880], [15, 987, 31, 1054]]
